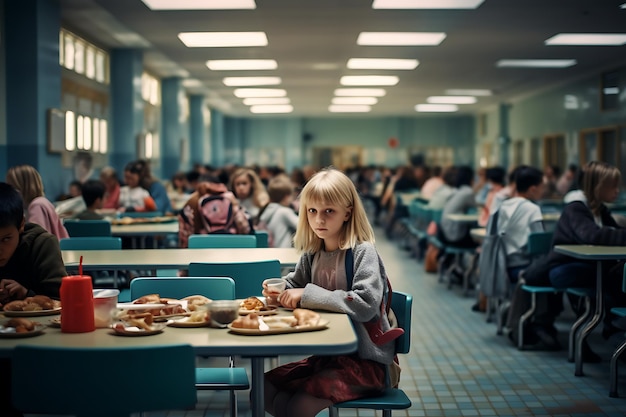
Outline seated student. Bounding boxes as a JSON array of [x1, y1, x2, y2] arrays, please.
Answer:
[[0, 182, 68, 417], [73, 179, 106, 220], [478, 166, 506, 227], [118, 161, 158, 213], [493, 166, 545, 283], [257, 174, 299, 248], [438, 165, 477, 248], [546, 161, 626, 339], [178, 175, 251, 248], [99, 166, 121, 210], [5, 165, 69, 240]]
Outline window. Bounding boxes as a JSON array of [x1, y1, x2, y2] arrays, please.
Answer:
[[543, 134, 566, 171], [60, 29, 109, 84], [579, 126, 620, 168]]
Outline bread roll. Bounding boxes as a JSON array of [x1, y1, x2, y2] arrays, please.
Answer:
[[293, 308, 320, 327], [7, 318, 36, 332], [3, 300, 26, 311]]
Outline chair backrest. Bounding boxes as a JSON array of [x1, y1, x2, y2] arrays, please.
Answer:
[[527, 231, 553, 257], [60, 236, 122, 251], [622, 264, 626, 293], [255, 230, 269, 248], [12, 344, 197, 417], [188, 234, 257, 249], [118, 211, 163, 218], [63, 219, 112, 237], [189, 259, 281, 299], [130, 276, 236, 300], [391, 291, 412, 354]]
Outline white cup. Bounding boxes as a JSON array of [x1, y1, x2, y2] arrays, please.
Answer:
[[265, 278, 286, 306], [93, 289, 120, 328]]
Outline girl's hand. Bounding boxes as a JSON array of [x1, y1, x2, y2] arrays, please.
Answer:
[[278, 288, 304, 309]]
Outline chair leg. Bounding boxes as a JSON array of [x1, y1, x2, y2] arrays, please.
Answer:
[[609, 337, 626, 397], [463, 253, 478, 297], [518, 293, 537, 350], [229, 390, 238, 417], [497, 299, 510, 336], [568, 296, 592, 363]]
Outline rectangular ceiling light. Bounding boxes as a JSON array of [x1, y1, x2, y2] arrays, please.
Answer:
[[178, 32, 267, 47], [250, 105, 293, 114], [496, 59, 577, 68], [373, 0, 484, 9], [332, 97, 379, 105], [357, 32, 446, 46], [347, 58, 419, 70], [207, 59, 277, 70], [334, 88, 387, 97], [340, 75, 399, 86], [182, 79, 203, 88], [415, 104, 458, 112], [234, 88, 287, 98], [142, 0, 256, 9], [223, 77, 281, 86], [243, 97, 290, 105], [427, 96, 477, 104], [445, 88, 491, 96], [329, 105, 372, 113], [545, 33, 626, 46]]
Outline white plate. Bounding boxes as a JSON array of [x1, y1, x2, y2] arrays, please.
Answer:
[[228, 318, 329, 336], [110, 322, 167, 336], [167, 317, 211, 328], [116, 303, 167, 309], [3, 306, 61, 317], [0, 323, 46, 338]]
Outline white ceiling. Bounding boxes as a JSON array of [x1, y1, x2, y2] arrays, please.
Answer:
[[60, 0, 626, 117]]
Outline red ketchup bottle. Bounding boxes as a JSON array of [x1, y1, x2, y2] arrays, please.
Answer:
[[60, 275, 95, 333]]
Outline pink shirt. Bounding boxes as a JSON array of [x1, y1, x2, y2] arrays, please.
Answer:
[[28, 196, 69, 240]]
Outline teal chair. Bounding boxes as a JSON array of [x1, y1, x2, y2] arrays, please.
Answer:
[[188, 234, 257, 249], [63, 219, 111, 237], [517, 231, 558, 348], [254, 230, 269, 248], [12, 344, 197, 417], [609, 265, 626, 397], [329, 291, 413, 416], [129, 276, 248, 416], [189, 259, 281, 299], [60, 236, 122, 251]]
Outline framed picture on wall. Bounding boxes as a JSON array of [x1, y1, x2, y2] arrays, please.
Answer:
[[47, 108, 66, 154]]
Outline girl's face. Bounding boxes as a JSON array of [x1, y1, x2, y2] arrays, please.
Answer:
[[306, 199, 351, 251], [124, 170, 140, 188], [233, 175, 252, 198], [599, 179, 620, 203]]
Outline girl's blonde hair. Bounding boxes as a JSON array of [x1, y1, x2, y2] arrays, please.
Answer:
[[582, 160, 621, 215], [293, 167, 374, 254], [230, 167, 269, 208], [6, 165, 45, 207]]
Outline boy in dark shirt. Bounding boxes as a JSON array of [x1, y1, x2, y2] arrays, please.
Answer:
[[0, 182, 67, 417], [73, 179, 106, 220], [0, 182, 66, 307]]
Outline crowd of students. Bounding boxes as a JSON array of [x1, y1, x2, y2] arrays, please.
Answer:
[[382, 160, 626, 362]]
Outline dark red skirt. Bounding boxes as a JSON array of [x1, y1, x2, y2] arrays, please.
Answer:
[[265, 354, 386, 403]]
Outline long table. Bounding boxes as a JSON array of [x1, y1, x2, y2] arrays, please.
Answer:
[[553, 245, 626, 376], [110, 222, 179, 249], [0, 311, 357, 417], [63, 247, 301, 272]]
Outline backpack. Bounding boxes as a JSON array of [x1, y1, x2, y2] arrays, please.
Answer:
[[478, 210, 510, 298], [198, 194, 236, 234]]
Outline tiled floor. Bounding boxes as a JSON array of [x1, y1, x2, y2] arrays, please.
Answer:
[[30, 226, 626, 417]]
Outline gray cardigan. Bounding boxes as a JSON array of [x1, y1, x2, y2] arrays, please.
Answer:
[[284, 241, 396, 365]]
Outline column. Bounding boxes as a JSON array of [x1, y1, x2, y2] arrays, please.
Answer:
[[161, 77, 183, 179], [188, 94, 205, 169], [210, 109, 225, 167], [110, 48, 144, 174], [498, 103, 511, 169]]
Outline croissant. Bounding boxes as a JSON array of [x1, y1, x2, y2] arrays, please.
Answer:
[[293, 308, 320, 327]]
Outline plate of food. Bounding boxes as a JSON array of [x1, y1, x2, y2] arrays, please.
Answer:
[[167, 310, 211, 328], [110, 322, 167, 337], [228, 309, 328, 336], [0, 318, 46, 338], [48, 317, 62, 328], [3, 296, 61, 317], [238, 296, 278, 316]]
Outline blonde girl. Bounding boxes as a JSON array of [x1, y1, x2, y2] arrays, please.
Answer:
[[229, 167, 269, 218], [263, 167, 399, 417], [5, 165, 69, 240]]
